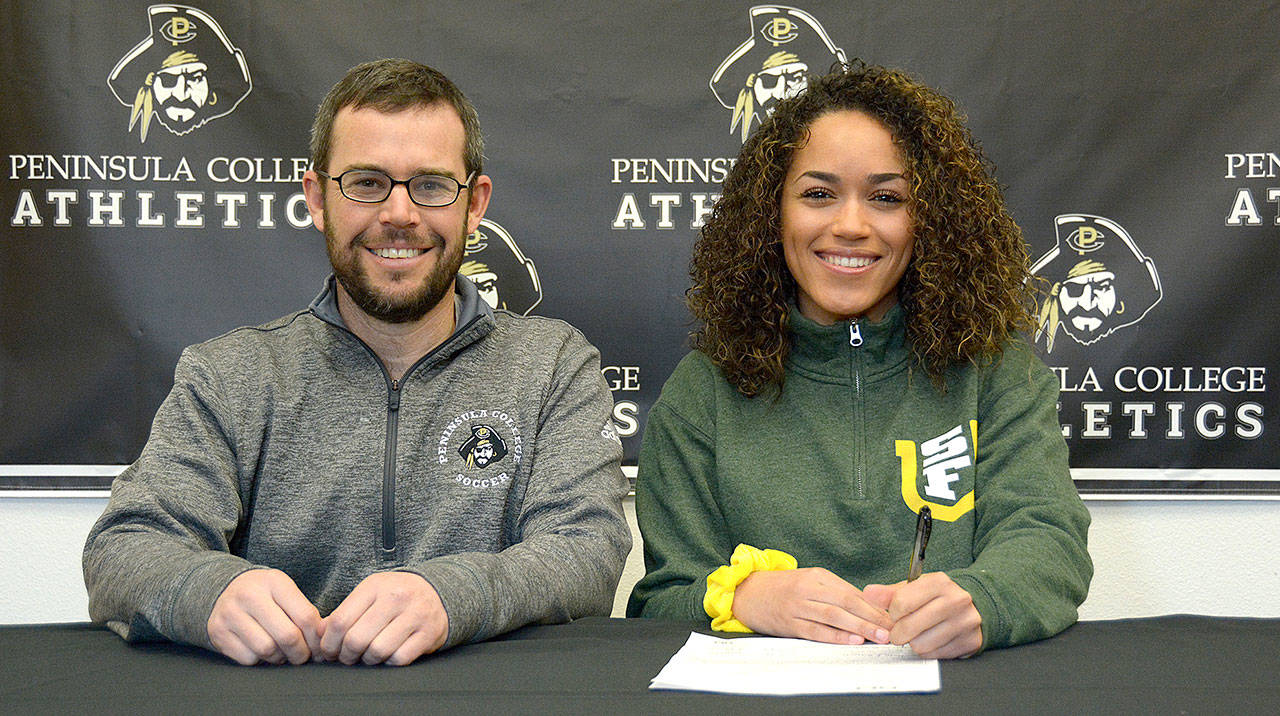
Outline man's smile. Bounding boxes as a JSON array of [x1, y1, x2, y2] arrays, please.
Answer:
[[369, 247, 428, 259]]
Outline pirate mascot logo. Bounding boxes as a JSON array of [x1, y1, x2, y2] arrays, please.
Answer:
[[460, 219, 543, 315], [458, 424, 508, 469], [710, 5, 847, 142], [1032, 214, 1162, 352], [108, 5, 252, 142]]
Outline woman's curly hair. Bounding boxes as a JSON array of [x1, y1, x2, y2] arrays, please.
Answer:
[[689, 62, 1038, 397]]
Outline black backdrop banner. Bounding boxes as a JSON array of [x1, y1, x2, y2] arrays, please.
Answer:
[[2, 2, 1278, 496]]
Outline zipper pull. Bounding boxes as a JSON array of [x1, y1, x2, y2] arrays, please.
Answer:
[[388, 378, 402, 410], [849, 320, 863, 347]]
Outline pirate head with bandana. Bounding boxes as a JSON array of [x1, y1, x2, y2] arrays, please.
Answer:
[[457, 220, 543, 315], [710, 5, 846, 142], [1033, 214, 1162, 352], [108, 5, 251, 142], [458, 424, 509, 469]]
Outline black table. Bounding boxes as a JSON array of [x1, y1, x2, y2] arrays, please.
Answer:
[[3, 616, 1276, 714]]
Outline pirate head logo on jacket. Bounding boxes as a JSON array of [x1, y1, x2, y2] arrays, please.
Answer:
[[710, 5, 847, 142], [458, 424, 508, 469], [1032, 214, 1162, 352], [108, 5, 252, 142], [459, 219, 542, 315]]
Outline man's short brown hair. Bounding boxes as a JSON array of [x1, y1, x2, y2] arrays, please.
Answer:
[[309, 58, 483, 178]]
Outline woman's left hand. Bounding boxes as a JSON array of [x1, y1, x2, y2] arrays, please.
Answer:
[[862, 573, 982, 659]]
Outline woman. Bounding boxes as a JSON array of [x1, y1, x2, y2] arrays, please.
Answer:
[[627, 64, 1091, 659]]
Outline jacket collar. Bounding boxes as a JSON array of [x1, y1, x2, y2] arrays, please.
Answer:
[[308, 273, 494, 338], [787, 302, 911, 381]]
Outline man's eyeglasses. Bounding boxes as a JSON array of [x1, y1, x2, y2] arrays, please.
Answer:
[[317, 169, 474, 207]]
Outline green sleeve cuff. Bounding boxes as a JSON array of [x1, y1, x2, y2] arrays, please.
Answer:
[[949, 571, 1002, 654]]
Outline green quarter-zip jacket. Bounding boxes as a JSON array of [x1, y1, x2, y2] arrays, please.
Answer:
[[84, 275, 631, 652], [628, 304, 1091, 650]]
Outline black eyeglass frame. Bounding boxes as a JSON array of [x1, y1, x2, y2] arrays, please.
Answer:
[[316, 169, 476, 208]]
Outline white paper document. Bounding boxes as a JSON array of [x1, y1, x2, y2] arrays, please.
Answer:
[[649, 632, 940, 695]]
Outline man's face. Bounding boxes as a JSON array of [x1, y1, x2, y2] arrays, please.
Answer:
[[1059, 271, 1117, 340], [474, 443, 494, 466], [153, 61, 210, 131], [303, 103, 492, 324], [753, 62, 808, 113]]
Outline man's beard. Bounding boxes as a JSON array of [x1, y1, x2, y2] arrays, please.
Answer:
[[325, 210, 466, 324]]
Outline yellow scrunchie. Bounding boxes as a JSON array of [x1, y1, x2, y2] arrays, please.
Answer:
[[703, 543, 798, 632]]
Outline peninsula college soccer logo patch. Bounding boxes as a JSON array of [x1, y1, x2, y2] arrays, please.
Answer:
[[710, 5, 847, 142], [108, 5, 252, 142], [460, 219, 543, 315], [1032, 214, 1162, 352], [438, 409, 524, 489]]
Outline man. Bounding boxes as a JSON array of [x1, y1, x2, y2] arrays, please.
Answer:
[[83, 59, 631, 667]]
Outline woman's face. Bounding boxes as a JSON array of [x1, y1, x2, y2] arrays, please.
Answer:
[[780, 110, 914, 325]]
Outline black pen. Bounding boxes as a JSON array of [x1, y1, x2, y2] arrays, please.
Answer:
[[907, 506, 931, 581]]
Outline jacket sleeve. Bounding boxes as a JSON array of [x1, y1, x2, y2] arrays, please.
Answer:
[[401, 329, 632, 650], [82, 348, 258, 650], [947, 351, 1093, 650], [626, 353, 729, 622]]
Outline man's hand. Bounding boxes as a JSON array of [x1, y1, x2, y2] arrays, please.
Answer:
[[863, 573, 983, 659], [731, 568, 895, 645], [207, 568, 322, 666], [318, 571, 448, 666]]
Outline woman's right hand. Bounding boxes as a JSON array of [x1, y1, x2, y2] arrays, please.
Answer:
[[730, 567, 895, 645]]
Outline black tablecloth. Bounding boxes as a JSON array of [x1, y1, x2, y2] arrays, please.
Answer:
[[2, 615, 1277, 713]]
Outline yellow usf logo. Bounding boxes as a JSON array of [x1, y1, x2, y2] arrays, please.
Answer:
[[894, 422, 977, 522]]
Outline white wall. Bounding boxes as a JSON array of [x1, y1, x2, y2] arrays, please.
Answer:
[[0, 496, 107, 624], [5, 493, 1279, 624]]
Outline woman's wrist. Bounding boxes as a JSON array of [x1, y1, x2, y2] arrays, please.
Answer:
[[703, 543, 797, 631]]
